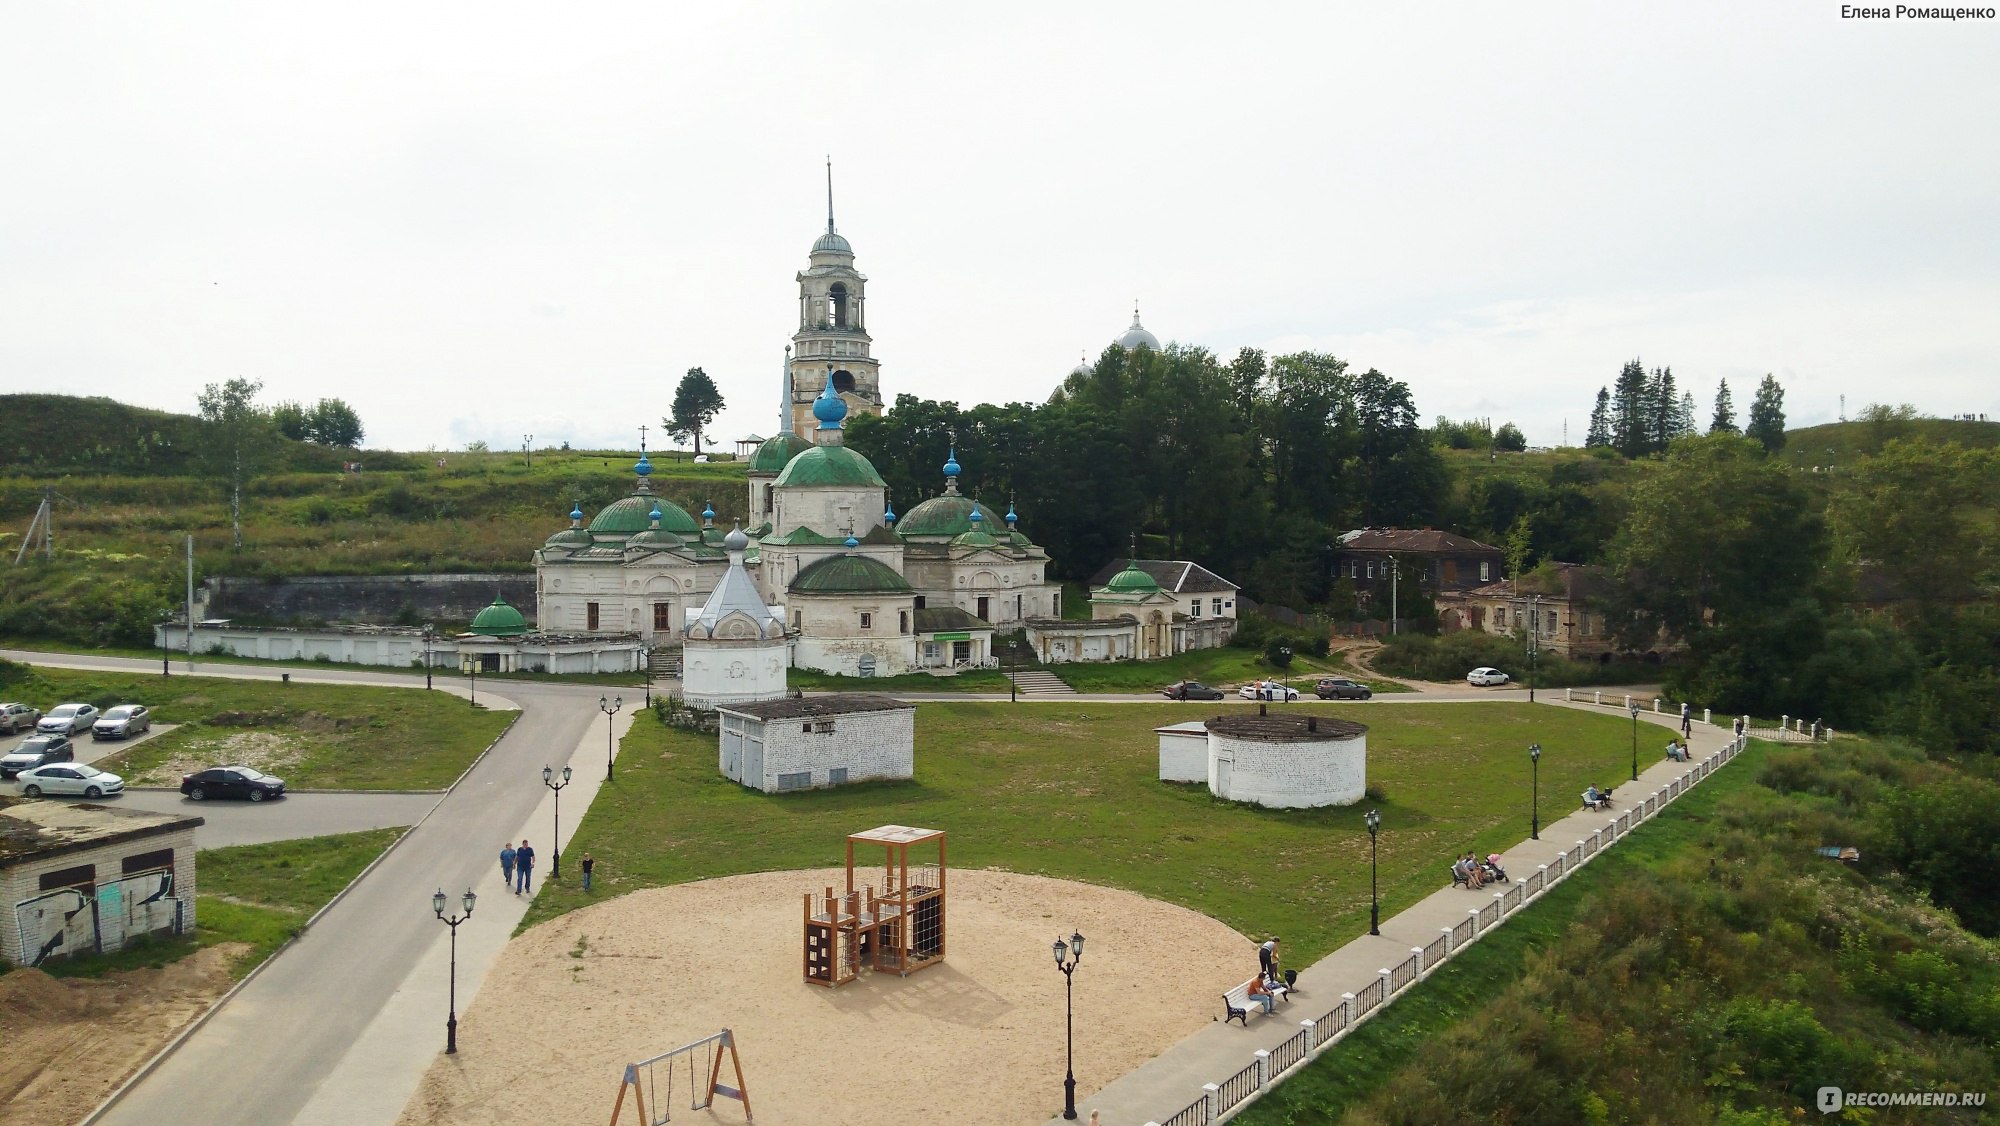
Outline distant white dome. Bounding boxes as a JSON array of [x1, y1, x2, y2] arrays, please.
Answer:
[[1116, 306, 1161, 352]]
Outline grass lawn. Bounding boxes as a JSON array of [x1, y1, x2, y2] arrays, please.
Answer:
[[26, 827, 406, 980], [527, 701, 1638, 960], [0, 636, 652, 688], [1049, 647, 1409, 694], [1231, 739, 1765, 1123], [0, 666, 514, 789]]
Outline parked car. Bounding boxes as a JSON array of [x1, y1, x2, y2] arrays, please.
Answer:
[[1467, 667, 1511, 687], [1163, 680, 1226, 701], [1, 735, 74, 780], [16, 763, 124, 799], [92, 704, 152, 740], [37, 703, 101, 736], [181, 765, 287, 802], [1238, 680, 1302, 702], [0, 702, 42, 734], [1314, 677, 1374, 700]]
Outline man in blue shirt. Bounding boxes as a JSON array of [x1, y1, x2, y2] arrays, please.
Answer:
[[514, 839, 536, 894]]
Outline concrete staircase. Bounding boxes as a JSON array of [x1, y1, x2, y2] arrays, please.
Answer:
[[1006, 669, 1076, 695]]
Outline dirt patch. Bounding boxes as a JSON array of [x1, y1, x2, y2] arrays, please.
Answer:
[[397, 868, 1253, 1126], [127, 731, 309, 785], [0, 943, 249, 1125]]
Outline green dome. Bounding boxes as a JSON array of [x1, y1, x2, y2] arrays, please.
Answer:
[[951, 528, 999, 549], [750, 432, 815, 474], [589, 493, 700, 536], [773, 444, 887, 489], [544, 528, 591, 549], [1103, 562, 1162, 594], [627, 528, 684, 550], [470, 596, 529, 637], [896, 494, 1006, 538], [790, 554, 914, 595]]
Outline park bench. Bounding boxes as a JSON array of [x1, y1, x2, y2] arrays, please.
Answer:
[[1222, 976, 1288, 1025], [1451, 863, 1471, 889]]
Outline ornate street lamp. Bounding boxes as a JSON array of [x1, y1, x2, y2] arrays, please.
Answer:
[[1007, 639, 1020, 704], [467, 659, 477, 707], [1052, 930, 1085, 1121], [599, 695, 623, 781], [1365, 808, 1382, 936], [422, 624, 436, 691], [1527, 595, 1540, 704], [1629, 701, 1641, 782], [432, 886, 476, 1053], [1529, 743, 1542, 840], [160, 608, 173, 677], [541, 764, 573, 877]]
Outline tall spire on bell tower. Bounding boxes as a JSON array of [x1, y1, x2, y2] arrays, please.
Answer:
[[789, 157, 884, 439]]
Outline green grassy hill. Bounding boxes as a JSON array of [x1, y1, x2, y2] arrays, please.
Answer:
[[1781, 416, 2000, 469]]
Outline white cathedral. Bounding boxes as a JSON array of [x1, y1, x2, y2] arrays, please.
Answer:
[[533, 189, 1066, 693]]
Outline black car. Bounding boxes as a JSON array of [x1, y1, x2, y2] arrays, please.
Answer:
[[181, 765, 287, 802], [1163, 680, 1226, 701], [1, 735, 74, 780], [1314, 677, 1374, 700]]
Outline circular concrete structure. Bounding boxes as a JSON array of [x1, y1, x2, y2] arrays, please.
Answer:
[[1202, 712, 1369, 808]]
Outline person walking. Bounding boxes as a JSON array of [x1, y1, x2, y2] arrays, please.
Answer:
[[514, 838, 536, 895], [500, 842, 516, 890], [1680, 701, 1693, 739], [581, 852, 595, 892]]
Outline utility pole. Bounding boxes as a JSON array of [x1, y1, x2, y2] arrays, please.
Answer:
[[1390, 557, 1400, 636], [186, 534, 196, 673]]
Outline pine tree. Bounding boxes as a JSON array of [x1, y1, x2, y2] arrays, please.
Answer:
[[666, 367, 726, 455], [1677, 391, 1698, 439], [1611, 360, 1650, 458], [1746, 374, 1788, 452], [1586, 387, 1612, 447], [1647, 366, 1679, 453], [1709, 378, 1739, 434]]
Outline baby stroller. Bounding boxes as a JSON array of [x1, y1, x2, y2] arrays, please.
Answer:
[[1479, 854, 1510, 883]]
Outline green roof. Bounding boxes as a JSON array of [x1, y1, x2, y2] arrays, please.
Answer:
[[772, 444, 886, 489], [469, 596, 529, 636], [790, 554, 914, 595], [544, 528, 591, 549], [1103, 563, 1162, 594], [896, 494, 1006, 538], [750, 432, 815, 474], [588, 493, 701, 536], [952, 528, 1000, 549]]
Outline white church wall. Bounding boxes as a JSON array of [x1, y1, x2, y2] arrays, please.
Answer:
[[1156, 722, 1209, 782], [1208, 730, 1368, 809], [683, 642, 788, 710], [748, 707, 914, 791]]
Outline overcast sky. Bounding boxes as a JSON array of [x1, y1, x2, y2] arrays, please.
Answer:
[[3, 3, 1995, 454]]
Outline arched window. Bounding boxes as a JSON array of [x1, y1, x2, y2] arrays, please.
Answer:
[[829, 283, 848, 328], [832, 369, 856, 393]]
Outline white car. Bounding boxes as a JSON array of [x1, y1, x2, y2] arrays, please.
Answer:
[[1238, 680, 1302, 702], [37, 703, 101, 736], [16, 762, 125, 799], [1467, 667, 1511, 687]]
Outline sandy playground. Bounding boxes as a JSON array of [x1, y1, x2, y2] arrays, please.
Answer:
[[398, 868, 1256, 1126]]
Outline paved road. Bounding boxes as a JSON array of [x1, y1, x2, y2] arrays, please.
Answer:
[[89, 790, 444, 850], [0, 649, 612, 1126]]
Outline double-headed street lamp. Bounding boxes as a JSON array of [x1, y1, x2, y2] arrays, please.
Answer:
[[432, 887, 477, 1053], [1528, 743, 1542, 840], [541, 764, 572, 877], [467, 660, 478, 707], [1006, 639, 1020, 704], [160, 608, 173, 677], [1279, 646, 1293, 703], [1365, 808, 1382, 936], [599, 695, 623, 781], [1052, 929, 1085, 1121], [1527, 595, 1541, 704], [1629, 701, 1641, 782]]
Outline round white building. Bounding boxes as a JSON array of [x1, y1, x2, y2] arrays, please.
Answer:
[[1200, 712, 1369, 809]]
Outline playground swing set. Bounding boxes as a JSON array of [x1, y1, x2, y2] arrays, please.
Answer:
[[803, 825, 947, 987], [609, 1027, 752, 1125]]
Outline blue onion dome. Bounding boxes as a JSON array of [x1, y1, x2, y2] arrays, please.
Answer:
[[967, 507, 982, 524], [884, 498, 897, 524], [1006, 502, 1019, 526], [649, 505, 663, 524], [844, 533, 860, 549], [724, 525, 750, 553], [634, 452, 653, 477], [702, 500, 716, 524], [569, 503, 583, 523], [943, 446, 962, 478], [812, 372, 848, 429]]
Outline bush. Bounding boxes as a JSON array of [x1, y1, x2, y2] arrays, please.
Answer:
[[1264, 637, 1295, 668]]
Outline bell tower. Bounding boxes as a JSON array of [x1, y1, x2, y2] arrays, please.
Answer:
[[789, 160, 883, 437]]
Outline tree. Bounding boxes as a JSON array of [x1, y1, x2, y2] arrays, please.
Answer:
[[196, 378, 279, 548], [306, 398, 365, 447], [1746, 374, 1787, 453], [666, 367, 726, 456], [1504, 514, 1533, 579], [1585, 387, 1612, 448], [1495, 422, 1526, 452], [1676, 391, 1698, 440], [1610, 360, 1651, 458], [1646, 366, 1680, 453], [1830, 440, 1999, 613], [1709, 379, 1738, 434], [271, 401, 310, 441]]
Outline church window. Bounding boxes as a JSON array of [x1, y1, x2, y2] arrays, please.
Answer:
[[899, 610, 909, 633], [976, 596, 989, 621], [1052, 591, 1061, 616], [653, 603, 673, 631], [587, 602, 600, 630], [792, 610, 801, 629], [860, 612, 873, 629], [914, 595, 926, 609], [832, 369, 855, 394], [829, 283, 849, 328]]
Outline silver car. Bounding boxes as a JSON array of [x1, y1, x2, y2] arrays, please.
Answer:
[[37, 703, 101, 736], [0, 702, 41, 734], [92, 704, 152, 740]]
